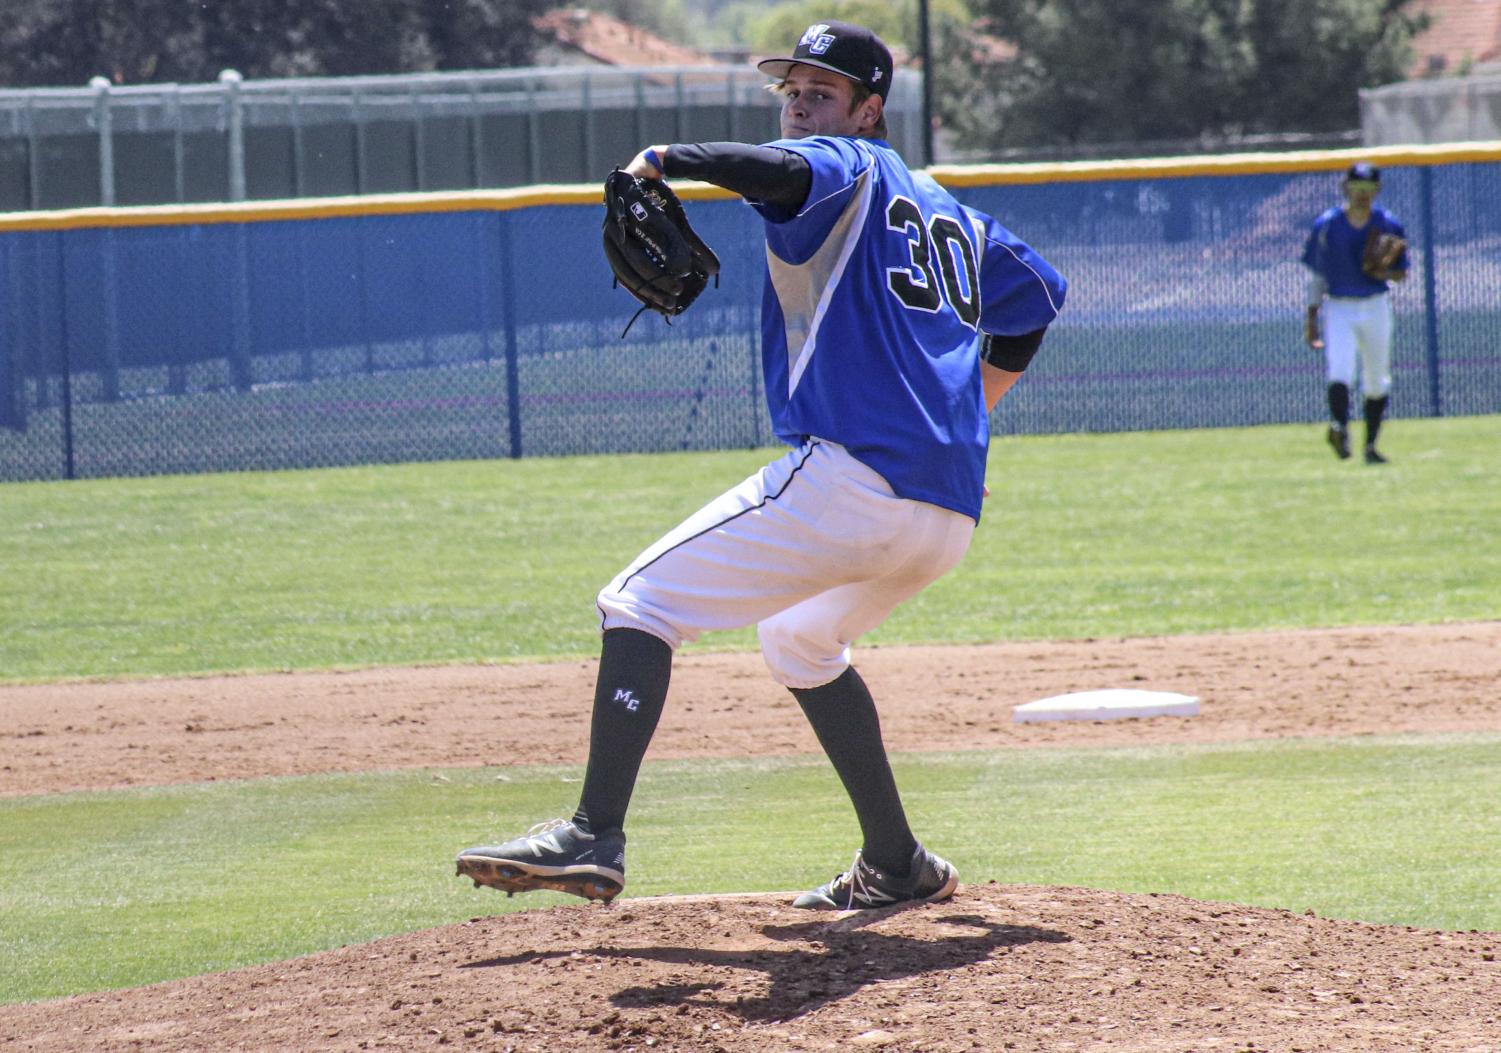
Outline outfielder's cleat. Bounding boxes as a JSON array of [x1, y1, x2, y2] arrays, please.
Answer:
[[456, 819, 625, 904], [1326, 425, 1351, 460], [793, 843, 958, 911], [1363, 445, 1388, 465]]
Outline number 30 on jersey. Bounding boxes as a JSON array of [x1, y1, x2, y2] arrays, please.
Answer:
[[884, 196, 981, 328]]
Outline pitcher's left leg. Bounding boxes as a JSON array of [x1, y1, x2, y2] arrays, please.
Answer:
[[760, 501, 973, 908]]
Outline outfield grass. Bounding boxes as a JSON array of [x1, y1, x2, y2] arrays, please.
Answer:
[[1, 415, 1497, 682], [3, 732, 1499, 1004], [3, 417, 1498, 1007]]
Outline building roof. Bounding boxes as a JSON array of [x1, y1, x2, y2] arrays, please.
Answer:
[[1408, 0, 1501, 76], [531, 8, 716, 68]]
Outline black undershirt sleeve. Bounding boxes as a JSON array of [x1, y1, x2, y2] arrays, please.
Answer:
[[981, 328, 1049, 373], [661, 142, 812, 214]]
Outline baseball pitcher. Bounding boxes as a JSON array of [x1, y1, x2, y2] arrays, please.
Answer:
[[457, 20, 1067, 910]]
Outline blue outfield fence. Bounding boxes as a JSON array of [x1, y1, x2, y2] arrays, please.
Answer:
[[1, 144, 1499, 482]]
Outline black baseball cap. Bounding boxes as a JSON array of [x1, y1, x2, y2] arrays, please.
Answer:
[[757, 21, 895, 101], [1346, 162, 1381, 182]]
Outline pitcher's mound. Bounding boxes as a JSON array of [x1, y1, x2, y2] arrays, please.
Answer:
[[5, 883, 1496, 1051]]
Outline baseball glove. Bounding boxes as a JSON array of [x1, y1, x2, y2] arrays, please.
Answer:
[[1361, 227, 1406, 281], [602, 169, 719, 330]]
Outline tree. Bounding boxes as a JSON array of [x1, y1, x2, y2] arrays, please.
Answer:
[[0, 0, 552, 88], [956, 0, 1428, 150], [742, 0, 931, 54], [0, 0, 204, 86], [1237, 0, 1425, 132]]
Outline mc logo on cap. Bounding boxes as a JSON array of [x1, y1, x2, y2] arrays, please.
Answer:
[[801, 24, 836, 54]]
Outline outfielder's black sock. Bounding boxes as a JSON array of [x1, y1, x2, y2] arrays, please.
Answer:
[[791, 667, 918, 878], [573, 628, 672, 837], [1327, 382, 1351, 428], [1364, 395, 1388, 448]]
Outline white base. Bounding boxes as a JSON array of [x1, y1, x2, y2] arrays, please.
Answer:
[[1013, 688, 1200, 724]]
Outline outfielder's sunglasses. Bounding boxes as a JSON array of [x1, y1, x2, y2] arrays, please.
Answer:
[[1345, 179, 1380, 191]]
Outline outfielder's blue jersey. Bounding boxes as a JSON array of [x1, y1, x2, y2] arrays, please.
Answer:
[[1302, 206, 1408, 298], [750, 135, 1066, 522]]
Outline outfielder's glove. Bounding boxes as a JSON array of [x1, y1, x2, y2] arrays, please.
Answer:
[[602, 169, 719, 330], [1361, 228, 1406, 281]]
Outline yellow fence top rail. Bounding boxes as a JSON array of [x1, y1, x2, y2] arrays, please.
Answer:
[[2, 141, 1498, 232], [929, 140, 1501, 185]]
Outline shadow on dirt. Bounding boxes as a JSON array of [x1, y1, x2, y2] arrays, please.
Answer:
[[464, 909, 1069, 1021]]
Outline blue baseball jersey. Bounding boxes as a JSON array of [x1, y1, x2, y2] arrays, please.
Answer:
[[1302, 205, 1408, 298], [749, 135, 1066, 522]]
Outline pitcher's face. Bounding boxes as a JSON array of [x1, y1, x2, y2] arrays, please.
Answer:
[[778, 65, 880, 139]]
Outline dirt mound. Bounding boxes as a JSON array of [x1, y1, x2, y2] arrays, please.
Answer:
[[4, 623, 1500, 1049], [5, 884, 1498, 1052]]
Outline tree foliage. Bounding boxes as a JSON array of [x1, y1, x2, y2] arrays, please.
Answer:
[[0, 0, 552, 87], [0, 0, 1432, 155], [958, 0, 1428, 148]]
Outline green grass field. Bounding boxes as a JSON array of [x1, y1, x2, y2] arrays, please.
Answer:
[[2, 415, 1497, 682], [4, 733, 1500, 1003], [2, 416, 1499, 1005]]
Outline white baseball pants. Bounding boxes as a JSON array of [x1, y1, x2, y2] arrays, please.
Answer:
[[597, 439, 975, 689], [1321, 293, 1393, 398]]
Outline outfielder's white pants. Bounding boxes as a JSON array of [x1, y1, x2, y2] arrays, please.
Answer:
[[597, 439, 975, 689], [1321, 293, 1393, 398]]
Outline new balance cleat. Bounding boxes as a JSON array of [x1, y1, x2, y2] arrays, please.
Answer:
[[456, 819, 625, 903], [793, 843, 958, 910], [1327, 425, 1351, 460]]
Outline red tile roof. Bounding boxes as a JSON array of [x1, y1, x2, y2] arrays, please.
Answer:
[[532, 8, 716, 67], [1408, 0, 1501, 76]]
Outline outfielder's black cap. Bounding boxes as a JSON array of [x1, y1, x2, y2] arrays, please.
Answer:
[[1346, 162, 1381, 182], [757, 21, 895, 101]]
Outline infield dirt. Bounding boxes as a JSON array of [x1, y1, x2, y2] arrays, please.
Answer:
[[3, 622, 1499, 1051]]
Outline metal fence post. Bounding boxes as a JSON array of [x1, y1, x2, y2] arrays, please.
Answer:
[[0, 245, 19, 432], [634, 74, 646, 151], [290, 86, 306, 196], [353, 87, 368, 195], [497, 215, 522, 458], [25, 95, 40, 209], [89, 76, 115, 206], [89, 77, 122, 403], [467, 78, 483, 188], [674, 71, 685, 142], [229, 224, 254, 391], [97, 227, 122, 403], [411, 81, 426, 191], [525, 79, 541, 186], [55, 232, 76, 479], [220, 69, 246, 202], [1419, 165, 1442, 417], [581, 72, 594, 178], [727, 72, 739, 143], [170, 86, 186, 202]]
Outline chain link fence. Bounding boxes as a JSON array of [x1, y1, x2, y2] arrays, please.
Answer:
[[0, 66, 925, 212], [2, 151, 1499, 482]]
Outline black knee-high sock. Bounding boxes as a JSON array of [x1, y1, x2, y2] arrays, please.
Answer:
[[1364, 395, 1388, 448], [1328, 382, 1351, 428], [573, 628, 672, 836], [791, 667, 918, 877]]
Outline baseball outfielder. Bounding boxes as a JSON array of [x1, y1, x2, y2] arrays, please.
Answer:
[[457, 21, 1067, 910], [1302, 162, 1409, 464]]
